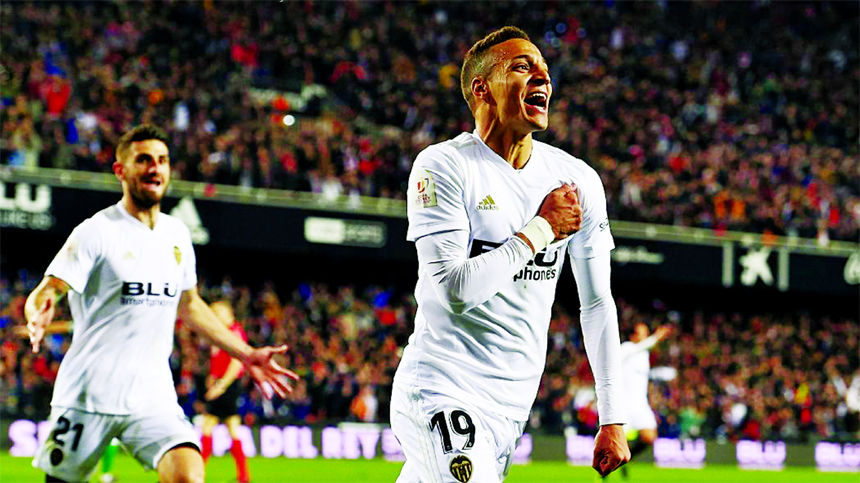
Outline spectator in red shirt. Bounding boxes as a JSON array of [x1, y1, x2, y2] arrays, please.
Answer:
[[43, 73, 71, 119]]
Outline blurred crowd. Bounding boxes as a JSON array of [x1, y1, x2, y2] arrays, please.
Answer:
[[2, 271, 858, 443], [174, 276, 413, 427], [1, 1, 857, 242], [534, 299, 860, 444]]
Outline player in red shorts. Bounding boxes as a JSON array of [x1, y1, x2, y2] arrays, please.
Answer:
[[200, 299, 251, 483]]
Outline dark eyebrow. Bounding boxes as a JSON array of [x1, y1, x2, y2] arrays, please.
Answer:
[[511, 54, 547, 66], [135, 153, 169, 161]]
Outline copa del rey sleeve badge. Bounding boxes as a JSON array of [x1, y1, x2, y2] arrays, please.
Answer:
[[412, 169, 438, 209]]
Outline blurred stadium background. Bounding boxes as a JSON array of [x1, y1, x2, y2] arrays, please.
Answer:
[[0, 0, 857, 481]]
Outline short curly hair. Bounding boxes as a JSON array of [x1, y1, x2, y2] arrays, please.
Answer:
[[116, 124, 169, 161], [460, 26, 531, 115]]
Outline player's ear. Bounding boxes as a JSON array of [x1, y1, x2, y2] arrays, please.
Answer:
[[112, 159, 125, 181], [471, 76, 493, 105]]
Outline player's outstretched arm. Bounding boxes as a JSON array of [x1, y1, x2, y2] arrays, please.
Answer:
[[654, 325, 674, 342], [593, 424, 631, 477], [627, 325, 674, 355], [179, 288, 299, 398], [24, 276, 71, 353]]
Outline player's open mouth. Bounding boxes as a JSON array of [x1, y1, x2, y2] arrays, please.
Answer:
[[142, 177, 163, 188], [524, 92, 548, 110]]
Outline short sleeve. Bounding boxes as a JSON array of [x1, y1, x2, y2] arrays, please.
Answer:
[[45, 220, 102, 293], [406, 145, 470, 241], [569, 167, 614, 259], [180, 225, 198, 291]]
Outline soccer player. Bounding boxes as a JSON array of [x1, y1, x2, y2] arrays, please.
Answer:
[[200, 299, 251, 483], [24, 124, 298, 483], [390, 26, 630, 482], [620, 323, 673, 467]]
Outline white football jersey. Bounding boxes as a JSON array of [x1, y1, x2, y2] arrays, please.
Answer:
[[398, 131, 614, 421], [45, 202, 197, 414], [621, 338, 656, 405]]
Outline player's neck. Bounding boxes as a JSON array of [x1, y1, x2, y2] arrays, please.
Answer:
[[476, 121, 533, 170], [121, 196, 160, 229]]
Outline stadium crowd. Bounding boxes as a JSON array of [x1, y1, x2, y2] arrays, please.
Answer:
[[534, 298, 860, 444], [1, 1, 858, 242], [2, 272, 858, 444]]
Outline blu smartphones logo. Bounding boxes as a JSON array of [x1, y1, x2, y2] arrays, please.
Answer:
[[0, 183, 54, 230]]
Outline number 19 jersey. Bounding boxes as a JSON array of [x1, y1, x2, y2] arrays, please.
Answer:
[[397, 131, 614, 422]]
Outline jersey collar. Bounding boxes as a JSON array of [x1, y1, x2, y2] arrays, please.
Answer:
[[116, 200, 161, 231], [470, 130, 538, 174]]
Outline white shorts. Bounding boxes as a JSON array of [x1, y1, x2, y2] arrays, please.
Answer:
[[391, 381, 526, 483], [32, 404, 199, 482], [626, 401, 657, 432]]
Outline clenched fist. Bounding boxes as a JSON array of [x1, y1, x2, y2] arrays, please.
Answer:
[[538, 183, 582, 240]]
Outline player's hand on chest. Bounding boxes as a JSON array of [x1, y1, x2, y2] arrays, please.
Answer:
[[465, 165, 579, 243]]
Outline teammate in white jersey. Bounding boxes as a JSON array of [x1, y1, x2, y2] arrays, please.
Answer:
[[24, 124, 298, 483], [620, 323, 673, 466], [391, 26, 630, 482]]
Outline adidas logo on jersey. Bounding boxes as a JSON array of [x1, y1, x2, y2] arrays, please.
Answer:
[[170, 197, 210, 245], [476, 195, 499, 211]]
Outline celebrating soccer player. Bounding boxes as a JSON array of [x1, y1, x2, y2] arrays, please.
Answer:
[[619, 323, 674, 477], [390, 26, 630, 482], [25, 124, 299, 483]]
